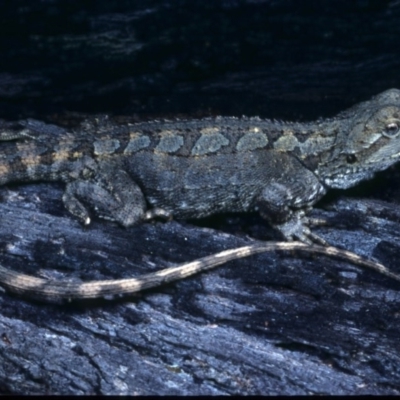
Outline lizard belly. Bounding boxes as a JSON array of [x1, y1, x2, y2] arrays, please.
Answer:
[[126, 152, 268, 219]]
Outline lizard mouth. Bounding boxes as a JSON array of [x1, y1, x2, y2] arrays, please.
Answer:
[[323, 151, 400, 189], [323, 170, 375, 190]]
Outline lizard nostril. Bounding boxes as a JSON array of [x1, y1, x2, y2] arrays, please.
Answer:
[[346, 154, 357, 164]]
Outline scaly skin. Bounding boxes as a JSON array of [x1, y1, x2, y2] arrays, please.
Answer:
[[0, 89, 399, 301]]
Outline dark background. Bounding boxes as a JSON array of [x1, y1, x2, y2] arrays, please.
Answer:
[[2, 0, 400, 121], [1, 0, 400, 395]]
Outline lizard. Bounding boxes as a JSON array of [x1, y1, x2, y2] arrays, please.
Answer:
[[0, 88, 400, 302]]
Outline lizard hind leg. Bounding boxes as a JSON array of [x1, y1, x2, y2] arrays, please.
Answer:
[[62, 168, 149, 227]]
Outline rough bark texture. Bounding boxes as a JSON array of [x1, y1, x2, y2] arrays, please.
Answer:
[[1, 0, 400, 395]]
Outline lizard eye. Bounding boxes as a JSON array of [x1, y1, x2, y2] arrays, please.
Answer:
[[383, 122, 400, 137], [346, 154, 357, 164]]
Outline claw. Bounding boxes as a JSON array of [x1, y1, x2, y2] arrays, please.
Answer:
[[308, 217, 330, 227], [305, 231, 329, 246], [144, 208, 173, 222]]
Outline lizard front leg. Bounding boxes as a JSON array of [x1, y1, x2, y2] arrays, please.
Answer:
[[254, 162, 327, 244]]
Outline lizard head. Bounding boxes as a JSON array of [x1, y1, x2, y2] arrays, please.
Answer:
[[320, 88, 400, 189]]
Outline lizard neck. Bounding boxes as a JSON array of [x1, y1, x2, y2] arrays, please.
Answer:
[[261, 117, 341, 175]]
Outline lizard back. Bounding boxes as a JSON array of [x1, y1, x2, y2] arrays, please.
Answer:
[[0, 89, 399, 242]]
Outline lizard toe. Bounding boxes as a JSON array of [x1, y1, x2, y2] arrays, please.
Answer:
[[273, 211, 329, 245], [308, 217, 330, 227], [144, 208, 173, 222]]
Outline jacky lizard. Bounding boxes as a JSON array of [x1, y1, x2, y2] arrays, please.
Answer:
[[0, 88, 399, 302]]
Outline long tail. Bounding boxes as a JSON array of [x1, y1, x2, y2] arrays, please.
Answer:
[[0, 242, 398, 303]]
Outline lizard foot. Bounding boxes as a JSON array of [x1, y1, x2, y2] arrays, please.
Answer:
[[273, 211, 329, 246]]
